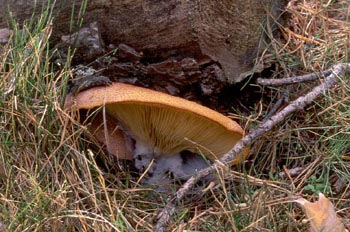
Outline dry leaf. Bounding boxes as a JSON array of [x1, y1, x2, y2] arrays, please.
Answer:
[[296, 193, 346, 232]]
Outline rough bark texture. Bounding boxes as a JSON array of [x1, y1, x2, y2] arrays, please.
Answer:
[[0, 0, 285, 83]]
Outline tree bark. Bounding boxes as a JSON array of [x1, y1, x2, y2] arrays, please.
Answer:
[[0, 0, 285, 83]]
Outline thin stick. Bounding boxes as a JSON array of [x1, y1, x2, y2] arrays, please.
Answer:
[[256, 69, 332, 86], [154, 63, 350, 232]]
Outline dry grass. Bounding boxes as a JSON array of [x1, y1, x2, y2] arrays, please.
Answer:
[[0, 0, 350, 231], [249, 0, 350, 230]]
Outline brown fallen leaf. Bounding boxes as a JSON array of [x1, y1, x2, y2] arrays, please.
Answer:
[[295, 193, 346, 232]]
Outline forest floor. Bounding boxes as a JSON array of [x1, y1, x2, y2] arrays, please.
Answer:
[[0, 0, 349, 231]]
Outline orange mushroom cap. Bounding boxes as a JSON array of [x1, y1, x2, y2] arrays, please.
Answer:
[[65, 82, 249, 164]]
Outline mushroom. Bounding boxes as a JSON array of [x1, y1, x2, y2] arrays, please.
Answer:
[[88, 112, 132, 160], [64, 82, 249, 164]]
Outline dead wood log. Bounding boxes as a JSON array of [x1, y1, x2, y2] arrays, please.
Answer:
[[0, 0, 286, 83]]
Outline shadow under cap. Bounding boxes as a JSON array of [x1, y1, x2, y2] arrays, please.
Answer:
[[88, 112, 132, 160], [65, 82, 249, 164]]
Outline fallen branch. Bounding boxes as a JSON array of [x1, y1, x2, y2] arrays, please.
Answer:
[[256, 69, 332, 86], [154, 63, 350, 232]]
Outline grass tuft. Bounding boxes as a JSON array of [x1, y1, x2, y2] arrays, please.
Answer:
[[0, 5, 154, 232]]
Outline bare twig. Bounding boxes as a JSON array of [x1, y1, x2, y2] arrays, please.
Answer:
[[154, 63, 350, 232], [257, 69, 332, 86], [264, 90, 289, 119]]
